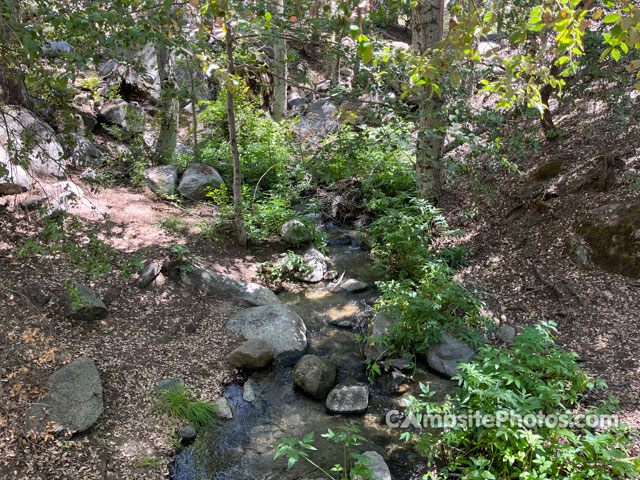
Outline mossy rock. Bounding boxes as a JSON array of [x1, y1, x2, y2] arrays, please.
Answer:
[[531, 161, 564, 181], [576, 203, 640, 278]]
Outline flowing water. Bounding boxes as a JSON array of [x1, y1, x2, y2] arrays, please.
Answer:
[[171, 236, 456, 480]]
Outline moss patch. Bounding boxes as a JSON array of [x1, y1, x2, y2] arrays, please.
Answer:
[[577, 204, 640, 278]]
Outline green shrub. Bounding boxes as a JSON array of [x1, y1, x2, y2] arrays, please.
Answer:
[[257, 251, 312, 287], [155, 385, 216, 428], [403, 322, 640, 479], [199, 94, 296, 190]]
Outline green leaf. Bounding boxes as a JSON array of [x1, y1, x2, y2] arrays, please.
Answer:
[[362, 43, 373, 64], [611, 48, 620, 61], [602, 13, 620, 23], [265, 11, 271, 21]]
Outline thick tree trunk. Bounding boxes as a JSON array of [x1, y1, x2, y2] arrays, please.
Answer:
[[154, 44, 178, 164], [225, 22, 248, 247], [411, 0, 444, 203], [0, 67, 34, 109], [272, 0, 287, 121]]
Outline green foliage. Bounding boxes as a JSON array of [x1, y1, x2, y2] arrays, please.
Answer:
[[121, 253, 145, 280], [159, 215, 189, 236], [155, 385, 217, 428], [257, 251, 312, 287], [403, 322, 640, 479], [273, 425, 374, 480], [307, 122, 415, 197], [136, 456, 163, 469], [199, 95, 296, 190]]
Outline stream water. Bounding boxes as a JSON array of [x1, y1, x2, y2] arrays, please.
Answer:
[[171, 235, 456, 480]]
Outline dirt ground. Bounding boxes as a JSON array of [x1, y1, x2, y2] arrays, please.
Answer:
[[0, 184, 274, 480], [445, 86, 640, 446]]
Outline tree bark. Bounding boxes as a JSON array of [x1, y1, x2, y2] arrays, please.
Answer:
[[272, 0, 287, 121], [0, 67, 34, 110], [411, 0, 445, 203], [225, 22, 248, 247], [540, 64, 559, 137], [154, 44, 178, 164]]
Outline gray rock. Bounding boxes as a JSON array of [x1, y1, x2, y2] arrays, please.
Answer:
[[178, 163, 224, 201], [98, 101, 145, 134], [226, 303, 307, 356], [323, 270, 339, 281], [64, 133, 102, 167], [52, 181, 84, 199], [294, 247, 330, 283], [214, 397, 233, 419], [19, 196, 46, 211], [79, 168, 100, 182], [179, 425, 196, 443], [25, 357, 103, 434], [64, 283, 108, 321], [0, 144, 31, 195], [384, 358, 413, 372], [364, 312, 394, 360], [157, 378, 184, 393], [19, 282, 50, 306], [326, 382, 369, 413], [138, 262, 162, 289], [293, 355, 337, 398], [355, 451, 391, 480], [426, 333, 475, 378], [182, 265, 280, 307], [145, 165, 178, 197], [496, 324, 516, 345], [381, 371, 407, 395], [228, 338, 274, 369], [295, 98, 339, 139], [339, 279, 369, 293], [43, 40, 74, 55], [44, 183, 84, 217], [0, 106, 65, 179], [281, 219, 313, 245], [568, 236, 594, 270], [243, 379, 257, 403]]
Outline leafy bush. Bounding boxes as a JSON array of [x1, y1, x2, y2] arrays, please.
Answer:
[[257, 251, 312, 287], [199, 94, 296, 190], [274, 425, 374, 480], [403, 322, 640, 479]]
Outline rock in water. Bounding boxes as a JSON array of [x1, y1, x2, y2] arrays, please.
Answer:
[[214, 397, 233, 419], [145, 165, 178, 197], [326, 382, 369, 413], [355, 451, 392, 480], [64, 283, 108, 321], [294, 247, 330, 283], [25, 357, 103, 434], [178, 163, 224, 201], [182, 265, 279, 306], [364, 312, 394, 360], [281, 219, 313, 245], [339, 279, 369, 293], [426, 333, 475, 378], [293, 355, 337, 398], [228, 338, 274, 369], [226, 303, 307, 356]]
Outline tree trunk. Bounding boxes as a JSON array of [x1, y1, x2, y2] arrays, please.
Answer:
[[225, 22, 248, 247], [0, 67, 34, 109], [272, 0, 287, 121], [540, 64, 559, 137], [186, 58, 200, 162], [154, 44, 178, 164], [411, 0, 444, 203]]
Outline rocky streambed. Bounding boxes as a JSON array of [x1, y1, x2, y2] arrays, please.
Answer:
[[171, 234, 457, 480]]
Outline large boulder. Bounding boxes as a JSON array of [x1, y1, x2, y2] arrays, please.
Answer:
[[98, 101, 145, 134], [145, 165, 178, 197], [295, 98, 339, 140], [178, 163, 224, 201], [226, 303, 307, 356], [426, 333, 475, 378], [575, 203, 640, 278], [326, 381, 369, 413], [63, 133, 102, 167], [0, 106, 65, 178], [64, 283, 108, 321], [293, 355, 337, 398], [227, 338, 274, 369], [182, 265, 280, 306], [294, 247, 331, 283], [0, 143, 30, 195], [25, 357, 103, 434]]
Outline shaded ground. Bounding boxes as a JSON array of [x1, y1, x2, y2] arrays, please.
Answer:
[[0, 183, 273, 479], [445, 84, 640, 443]]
